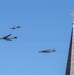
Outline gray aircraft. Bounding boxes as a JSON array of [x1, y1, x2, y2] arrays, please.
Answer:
[[0, 34, 17, 41], [10, 26, 21, 29], [38, 48, 56, 53]]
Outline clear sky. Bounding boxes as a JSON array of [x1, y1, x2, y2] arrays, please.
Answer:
[[0, 0, 73, 75]]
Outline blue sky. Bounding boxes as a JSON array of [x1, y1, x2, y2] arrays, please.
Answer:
[[0, 0, 73, 75]]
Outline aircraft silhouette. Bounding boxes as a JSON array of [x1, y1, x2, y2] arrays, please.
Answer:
[[38, 48, 56, 53], [11, 27, 16, 29], [10, 26, 21, 29], [0, 34, 17, 41], [16, 26, 21, 28]]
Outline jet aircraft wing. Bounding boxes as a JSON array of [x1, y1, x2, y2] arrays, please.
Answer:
[[3, 34, 12, 38]]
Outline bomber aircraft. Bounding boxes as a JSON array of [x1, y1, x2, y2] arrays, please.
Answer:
[[38, 48, 56, 53], [0, 34, 17, 41]]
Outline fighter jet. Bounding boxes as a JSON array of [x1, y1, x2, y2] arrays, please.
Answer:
[[0, 34, 17, 41], [38, 48, 56, 53], [10, 26, 21, 29]]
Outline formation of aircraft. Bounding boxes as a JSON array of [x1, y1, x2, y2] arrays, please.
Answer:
[[0, 34, 17, 41], [0, 26, 22, 41], [1, 26, 56, 54], [38, 48, 56, 53], [10, 26, 21, 29]]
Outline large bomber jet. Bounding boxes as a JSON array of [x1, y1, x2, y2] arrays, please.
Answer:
[[0, 34, 17, 41], [38, 48, 56, 53], [10, 26, 21, 29]]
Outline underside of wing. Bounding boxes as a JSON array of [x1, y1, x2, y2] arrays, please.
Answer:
[[6, 39, 12, 41]]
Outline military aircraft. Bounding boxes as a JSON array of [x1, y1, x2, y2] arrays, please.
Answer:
[[16, 26, 21, 28], [0, 34, 17, 41], [10, 26, 21, 29], [38, 48, 56, 53], [10, 27, 16, 29]]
